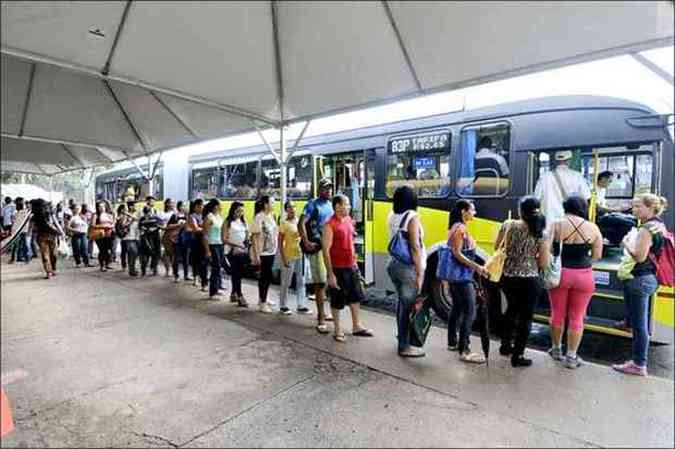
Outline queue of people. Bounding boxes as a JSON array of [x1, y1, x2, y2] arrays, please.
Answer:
[[1, 179, 670, 378]]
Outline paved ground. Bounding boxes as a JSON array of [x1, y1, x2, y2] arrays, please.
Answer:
[[1, 260, 673, 448]]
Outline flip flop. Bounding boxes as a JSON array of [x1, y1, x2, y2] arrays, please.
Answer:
[[316, 323, 330, 334], [333, 333, 346, 343], [352, 328, 374, 337]]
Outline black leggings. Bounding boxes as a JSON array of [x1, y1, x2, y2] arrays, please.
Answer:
[[95, 237, 112, 268], [191, 240, 208, 288], [500, 276, 542, 358], [258, 255, 275, 303], [228, 252, 248, 297]]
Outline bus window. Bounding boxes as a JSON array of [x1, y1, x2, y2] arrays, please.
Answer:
[[260, 159, 281, 199], [223, 161, 259, 199], [386, 131, 451, 198], [456, 123, 511, 197], [191, 167, 222, 199], [581, 145, 654, 210], [287, 154, 312, 199]]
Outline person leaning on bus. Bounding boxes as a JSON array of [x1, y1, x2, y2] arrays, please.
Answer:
[[613, 193, 669, 377], [495, 196, 550, 368], [547, 196, 603, 369]]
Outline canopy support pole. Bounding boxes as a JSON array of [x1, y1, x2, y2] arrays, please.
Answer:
[[129, 157, 151, 183], [61, 144, 87, 169], [102, 0, 133, 76], [2, 47, 281, 127], [381, 1, 422, 91], [18, 63, 36, 137], [286, 120, 310, 161], [149, 91, 199, 138], [270, 0, 285, 122], [253, 124, 281, 164], [102, 79, 150, 154], [630, 53, 674, 86], [280, 126, 287, 209]]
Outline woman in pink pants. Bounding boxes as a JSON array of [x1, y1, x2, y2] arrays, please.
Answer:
[[548, 196, 603, 369]]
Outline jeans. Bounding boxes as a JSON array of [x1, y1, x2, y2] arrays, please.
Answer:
[[280, 257, 308, 310], [209, 244, 224, 296], [176, 242, 190, 279], [258, 254, 275, 303], [228, 252, 248, 297], [447, 282, 477, 353], [387, 258, 418, 351], [111, 236, 119, 262], [125, 240, 139, 275], [71, 232, 89, 266], [120, 240, 128, 269], [14, 233, 30, 262], [623, 274, 658, 367], [500, 276, 542, 358], [191, 240, 208, 288]]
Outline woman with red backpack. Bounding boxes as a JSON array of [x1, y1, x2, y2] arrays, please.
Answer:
[[614, 193, 670, 377]]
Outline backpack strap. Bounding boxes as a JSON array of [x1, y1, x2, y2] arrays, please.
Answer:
[[553, 169, 568, 200]]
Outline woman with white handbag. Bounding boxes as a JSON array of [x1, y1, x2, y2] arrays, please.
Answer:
[[546, 196, 603, 369]]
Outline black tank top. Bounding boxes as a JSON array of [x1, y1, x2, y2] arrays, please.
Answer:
[[553, 217, 593, 269]]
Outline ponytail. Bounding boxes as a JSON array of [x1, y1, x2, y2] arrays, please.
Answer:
[[519, 196, 545, 239]]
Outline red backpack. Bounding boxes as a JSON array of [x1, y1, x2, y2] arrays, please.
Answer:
[[646, 224, 675, 287]]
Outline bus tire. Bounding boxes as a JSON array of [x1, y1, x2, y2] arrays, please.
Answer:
[[424, 251, 452, 322]]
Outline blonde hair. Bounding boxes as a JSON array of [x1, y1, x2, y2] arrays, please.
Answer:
[[636, 193, 668, 216]]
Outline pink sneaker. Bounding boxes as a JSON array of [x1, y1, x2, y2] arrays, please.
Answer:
[[612, 361, 647, 377]]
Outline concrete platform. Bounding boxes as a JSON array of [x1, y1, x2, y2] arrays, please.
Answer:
[[1, 261, 673, 448]]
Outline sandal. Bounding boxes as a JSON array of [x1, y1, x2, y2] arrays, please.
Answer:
[[459, 352, 486, 364], [333, 333, 346, 343], [352, 328, 374, 337], [316, 323, 330, 334]]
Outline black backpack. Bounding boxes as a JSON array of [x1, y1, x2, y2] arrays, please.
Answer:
[[301, 200, 322, 255]]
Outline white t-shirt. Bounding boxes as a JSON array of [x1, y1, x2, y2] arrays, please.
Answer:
[[597, 187, 607, 208], [157, 211, 174, 227], [251, 212, 278, 256], [228, 219, 247, 247], [123, 210, 141, 241], [534, 165, 592, 224], [387, 210, 427, 270], [69, 215, 89, 234], [2, 204, 16, 227]]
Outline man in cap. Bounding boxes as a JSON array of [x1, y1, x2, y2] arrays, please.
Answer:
[[534, 150, 591, 224], [298, 177, 335, 334]]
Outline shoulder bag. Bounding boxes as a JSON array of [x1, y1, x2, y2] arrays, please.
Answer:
[[484, 222, 511, 283], [541, 222, 563, 289], [436, 224, 475, 283], [388, 211, 416, 265]]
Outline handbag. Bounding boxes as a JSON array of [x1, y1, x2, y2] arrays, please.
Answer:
[[88, 227, 105, 241], [388, 211, 418, 266], [409, 295, 432, 348], [436, 225, 475, 283], [484, 222, 511, 283], [541, 223, 563, 289]]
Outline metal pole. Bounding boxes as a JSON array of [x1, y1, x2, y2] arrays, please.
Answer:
[[48, 176, 53, 202], [280, 126, 287, 212]]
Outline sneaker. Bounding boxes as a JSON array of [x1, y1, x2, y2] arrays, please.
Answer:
[[296, 307, 312, 315], [316, 323, 330, 334], [612, 361, 647, 377], [267, 299, 277, 307], [564, 355, 583, 369], [447, 343, 458, 352], [399, 347, 426, 358], [459, 351, 486, 364], [279, 307, 292, 315], [258, 303, 273, 314], [237, 297, 249, 308], [548, 347, 564, 362], [230, 294, 239, 303], [184, 276, 193, 282], [174, 278, 180, 284], [200, 286, 207, 292], [213, 290, 226, 297]]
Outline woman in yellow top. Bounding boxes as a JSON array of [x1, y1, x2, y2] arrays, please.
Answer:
[[277, 201, 311, 315]]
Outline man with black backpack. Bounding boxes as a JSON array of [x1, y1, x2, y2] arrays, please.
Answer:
[[299, 177, 335, 334]]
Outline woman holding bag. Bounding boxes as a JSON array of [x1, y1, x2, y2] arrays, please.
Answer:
[[386, 186, 427, 358], [443, 199, 489, 363], [90, 201, 114, 272], [495, 196, 549, 367], [547, 196, 602, 368]]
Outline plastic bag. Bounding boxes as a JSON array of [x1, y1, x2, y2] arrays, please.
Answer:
[[57, 238, 70, 258]]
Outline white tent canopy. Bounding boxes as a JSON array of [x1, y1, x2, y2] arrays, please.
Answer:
[[1, 1, 673, 175]]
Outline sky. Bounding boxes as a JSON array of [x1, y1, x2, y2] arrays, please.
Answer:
[[119, 45, 674, 169]]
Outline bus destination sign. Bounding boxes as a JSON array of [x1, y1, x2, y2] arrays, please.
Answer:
[[389, 131, 450, 154]]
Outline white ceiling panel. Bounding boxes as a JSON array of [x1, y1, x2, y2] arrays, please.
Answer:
[[108, 81, 196, 151], [154, 93, 254, 141], [2, 136, 75, 167], [1, 55, 32, 134], [389, 1, 675, 90], [0, 1, 125, 71], [23, 63, 141, 151], [279, 1, 417, 120], [110, 1, 279, 120]]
